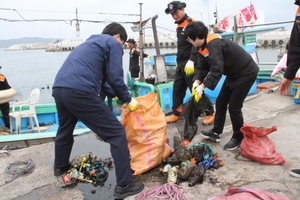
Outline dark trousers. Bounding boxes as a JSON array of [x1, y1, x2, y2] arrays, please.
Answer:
[[0, 102, 10, 128], [212, 77, 256, 141], [130, 69, 140, 78], [100, 93, 113, 111], [52, 88, 133, 186], [172, 64, 193, 116]]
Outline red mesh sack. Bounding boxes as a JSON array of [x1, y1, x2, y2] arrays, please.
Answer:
[[209, 187, 289, 200], [240, 124, 286, 165]]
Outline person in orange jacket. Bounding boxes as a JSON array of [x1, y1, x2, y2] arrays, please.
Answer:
[[165, 1, 215, 125], [0, 68, 12, 129], [126, 39, 148, 79], [185, 21, 259, 150]]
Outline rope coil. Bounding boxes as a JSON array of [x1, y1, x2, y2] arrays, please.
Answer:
[[134, 183, 189, 200], [1, 159, 35, 186]]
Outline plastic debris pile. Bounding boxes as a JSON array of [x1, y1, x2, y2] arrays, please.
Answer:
[[61, 152, 114, 186], [162, 143, 225, 187]]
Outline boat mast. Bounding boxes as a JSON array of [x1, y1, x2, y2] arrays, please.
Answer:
[[138, 3, 145, 82]]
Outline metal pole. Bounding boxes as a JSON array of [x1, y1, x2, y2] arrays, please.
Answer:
[[138, 3, 145, 82], [237, 20, 294, 28], [234, 15, 238, 43], [151, 15, 160, 55]]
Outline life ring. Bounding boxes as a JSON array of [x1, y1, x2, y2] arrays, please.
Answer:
[[149, 43, 152, 47], [278, 40, 283, 45], [0, 88, 17, 104], [159, 42, 163, 46], [271, 40, 276, 45], [264, 40, 268, 45], [165, 42, 169, 46], [171, 42, 175, 46]]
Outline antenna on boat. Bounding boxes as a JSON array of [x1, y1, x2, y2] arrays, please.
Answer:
[[75, 8, 80, 37]]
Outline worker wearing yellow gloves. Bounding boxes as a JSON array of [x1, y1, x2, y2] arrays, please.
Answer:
[[185, 21, 259, 151], [52, 22, 144, 199]]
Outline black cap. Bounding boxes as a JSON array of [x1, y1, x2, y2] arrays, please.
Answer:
[[126, 39, 136, 44], [165, 1, 186, 14]]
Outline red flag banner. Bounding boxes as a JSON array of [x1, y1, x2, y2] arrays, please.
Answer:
[[248, 4, 257, 20], [217, 16, 229, 31], [241, 7, 251, 22]]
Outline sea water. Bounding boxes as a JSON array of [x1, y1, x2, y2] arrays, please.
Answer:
[[0, 46, 284, 104]]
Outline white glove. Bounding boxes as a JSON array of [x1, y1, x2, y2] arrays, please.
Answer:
[[184, 60, 194, 76], [126, 98, 139, 111], [193, 85, 204, 102], [191, 82, 199, 97]]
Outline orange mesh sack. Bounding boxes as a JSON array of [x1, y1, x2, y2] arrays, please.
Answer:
[[240, 124, 286, 165], [121, 92, 173, 175]]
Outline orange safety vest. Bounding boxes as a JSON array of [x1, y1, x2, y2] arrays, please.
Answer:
[[198, 34, 222, 57], [176, 17, 196, 28], [0, 74, 6, 82], [296, 6, 300, 28]]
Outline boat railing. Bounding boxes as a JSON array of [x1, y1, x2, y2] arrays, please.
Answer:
[[234, 19, 293, 43], [237, 20, 294, 29]]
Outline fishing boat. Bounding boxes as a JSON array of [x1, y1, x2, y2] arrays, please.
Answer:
[[0, 103, 91, 149]]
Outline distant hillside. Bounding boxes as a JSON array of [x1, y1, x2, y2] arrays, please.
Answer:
[[0, 37, 61, 48]]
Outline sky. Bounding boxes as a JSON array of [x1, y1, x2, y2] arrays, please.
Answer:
[[0, 0, 296, 40]]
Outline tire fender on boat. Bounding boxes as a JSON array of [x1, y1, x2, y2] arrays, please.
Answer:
[[264, 40, 268, 45], [278, 40, 283, 45], [271, 40, 276, 45]]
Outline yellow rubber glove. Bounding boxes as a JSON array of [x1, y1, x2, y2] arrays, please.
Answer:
[[126, 98, 139, 111], [184, 60, 194, 76], [147, 55, 153, 59], [191, 82, 199, 97], [192, 84, 204, 102]]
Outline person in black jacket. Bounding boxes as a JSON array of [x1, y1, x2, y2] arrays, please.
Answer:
[[126, 39, 148, 79], [279, 0, 300, 179], [165, 1, 215, 125], [0, 68, 12, 129], [185, 21, 259, 150]]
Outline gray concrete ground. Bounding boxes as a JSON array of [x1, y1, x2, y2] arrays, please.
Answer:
[[0, 90, 299, 200]]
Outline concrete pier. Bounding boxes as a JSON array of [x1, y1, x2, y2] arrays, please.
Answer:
[[0, 89, 299, 199]]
